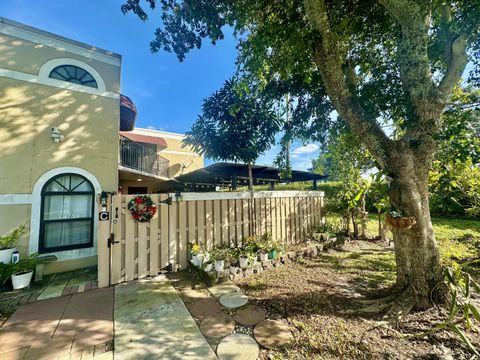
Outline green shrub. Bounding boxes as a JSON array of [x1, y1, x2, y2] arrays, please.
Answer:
[[0, 253, 38, 284], [0, 225, 26, 250]]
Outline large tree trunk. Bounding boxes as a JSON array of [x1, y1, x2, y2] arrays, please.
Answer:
[[304, 0, 468, 314], [387, 147, 443, 308]]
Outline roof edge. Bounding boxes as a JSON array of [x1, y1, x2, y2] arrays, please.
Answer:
[[0, 17, 122, 60]]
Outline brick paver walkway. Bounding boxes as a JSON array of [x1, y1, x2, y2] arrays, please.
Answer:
[[0, 287, 113, 360]]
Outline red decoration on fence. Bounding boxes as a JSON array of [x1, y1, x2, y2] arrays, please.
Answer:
[[128, 195, 157, 222]]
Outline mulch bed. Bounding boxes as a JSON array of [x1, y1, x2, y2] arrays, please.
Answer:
[[236, 241, 480, 360]]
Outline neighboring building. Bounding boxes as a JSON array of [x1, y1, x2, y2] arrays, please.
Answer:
[[118, 128, 203, 194], [0, 18, 203, 274]]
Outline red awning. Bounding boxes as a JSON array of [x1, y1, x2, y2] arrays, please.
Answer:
[[119, 131, 168, 148]]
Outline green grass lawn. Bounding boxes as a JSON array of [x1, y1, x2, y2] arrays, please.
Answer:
[[329, 213, 480, 276]]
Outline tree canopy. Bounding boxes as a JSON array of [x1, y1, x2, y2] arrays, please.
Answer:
[[122, 0, 480, 150], [123, 0, 480, 312], [183, 78, 281, 164]]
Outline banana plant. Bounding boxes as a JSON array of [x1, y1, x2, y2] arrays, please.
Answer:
[[423, 265, 480, 356], [370, 172, 390, 239]]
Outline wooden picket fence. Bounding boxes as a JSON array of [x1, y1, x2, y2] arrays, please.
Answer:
[[97, 191, 324, 287]]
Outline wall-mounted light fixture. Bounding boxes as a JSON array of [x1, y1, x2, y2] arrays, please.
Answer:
[[159, 197, 172, 206], [136, 178, 142, 182], [51, 127, 64, 142]]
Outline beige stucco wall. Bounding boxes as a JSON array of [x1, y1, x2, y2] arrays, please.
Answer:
[[162, 152, 204, 178], [43, 256, 97, 275], [119, 180, 158, 194], [0, 33, 120, 93], [0, 77, 119, 194], [0, 26, 121, 272]]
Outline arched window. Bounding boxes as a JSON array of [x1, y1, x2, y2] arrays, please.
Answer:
[[40, 174, 95, 253], [49, 65, 98, 88]]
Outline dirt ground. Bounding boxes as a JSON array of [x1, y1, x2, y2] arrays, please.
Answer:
[[237, 241, 480, 360]]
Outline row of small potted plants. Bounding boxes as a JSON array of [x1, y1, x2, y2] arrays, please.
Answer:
[[0, 224, 38, 290], [306, 221, 340, 242], [190, 232, 282, 275]]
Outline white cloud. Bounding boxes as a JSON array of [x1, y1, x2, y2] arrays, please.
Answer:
[[146, 125, 165, 131], [255, 145, 281, 166], [291, 144, 319, 158]]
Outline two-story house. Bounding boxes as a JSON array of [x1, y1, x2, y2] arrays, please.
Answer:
[[0, 18, 203, 274]]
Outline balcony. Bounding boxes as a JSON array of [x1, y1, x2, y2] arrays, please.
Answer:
[[119, 135, 169, 178]]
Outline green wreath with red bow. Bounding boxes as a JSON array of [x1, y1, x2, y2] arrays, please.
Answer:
[[128, 195, 157, 222]]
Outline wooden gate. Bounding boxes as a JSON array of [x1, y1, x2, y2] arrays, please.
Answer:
[[97, 191, 324, 287]]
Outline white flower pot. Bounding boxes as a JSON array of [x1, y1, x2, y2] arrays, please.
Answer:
[[11, 271, 33, 290], [258, 252, 268, 262], [230, 266, 239, 275], [0, 247, 16, 264], [191, 254, 204, 267], [214, 260, 225, 272], [239, 256, 249, 269], [204, 263, 213, 272]]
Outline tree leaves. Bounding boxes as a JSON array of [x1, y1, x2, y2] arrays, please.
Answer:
[[183, 78, 282, 164]]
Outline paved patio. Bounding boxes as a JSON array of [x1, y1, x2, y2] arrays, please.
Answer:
[[0, 272, 292, 359], [0, 266, 97, 319], [0, 287, 113, 360], [0, 275, 217, 360]]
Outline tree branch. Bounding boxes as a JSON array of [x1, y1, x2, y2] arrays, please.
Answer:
[[437, 34, 468, 100], [378, 0, 436, 106], [304, 0, 393, 169]]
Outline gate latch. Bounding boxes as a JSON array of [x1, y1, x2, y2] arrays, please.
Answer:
[[108, 233, 119, 248]]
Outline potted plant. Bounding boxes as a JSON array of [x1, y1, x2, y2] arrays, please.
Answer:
[[229, 260, 240, 275], [256, 233, 271, 261], [267, 239, 282, 260], [238, 248, 251, 268], [0, 225, 26, 264], [242, 237, 259, 266], [190, 243, 204, 267], [211, 245, 228, 272], [5, 254, 38, 290], [214, 258, 225, 272], [226, 247, 240, 274], [203, 260, 213, 272], [386, 210, 417, 230]]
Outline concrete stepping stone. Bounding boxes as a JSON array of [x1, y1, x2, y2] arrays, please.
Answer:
[[180, 288, 210, 303], [37, 280, 69, 300], [189, 298, 222, 318], [199, 313, 235, 338], [216, 334, 259, 360], [234, 305, 266, 326], [254, 319, 293, 349], [209, 282, 241, 298], [219, 291, 248, 309]]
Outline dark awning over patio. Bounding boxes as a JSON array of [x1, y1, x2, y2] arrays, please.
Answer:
[[169, 162, 327, 191]]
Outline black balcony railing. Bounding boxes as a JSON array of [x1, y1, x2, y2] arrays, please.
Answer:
[[119, 135, 169, 177]]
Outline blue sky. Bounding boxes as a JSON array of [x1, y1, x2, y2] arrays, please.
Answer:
[[1, 0, 320, 170]]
